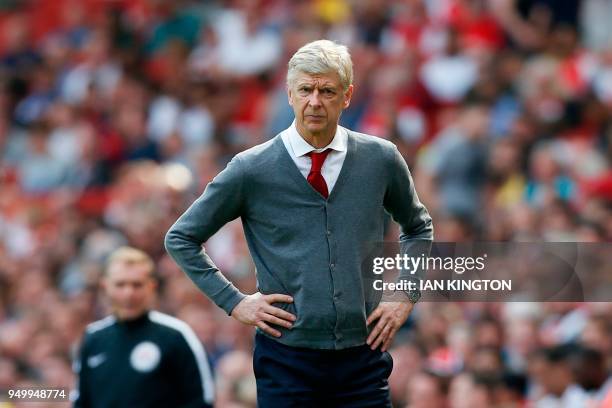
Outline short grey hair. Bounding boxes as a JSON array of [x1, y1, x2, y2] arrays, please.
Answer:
[[287, 39, 353, 91]]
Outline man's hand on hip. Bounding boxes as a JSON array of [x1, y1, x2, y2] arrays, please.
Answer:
[[231, 292, 296, 338], [366, 301, 414, 352]]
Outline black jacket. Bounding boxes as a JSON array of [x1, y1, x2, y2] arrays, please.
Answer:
[[73, 311, 214, 408]]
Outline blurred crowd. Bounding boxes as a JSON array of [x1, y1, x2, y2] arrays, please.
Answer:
[[0, 0, 610, 407]]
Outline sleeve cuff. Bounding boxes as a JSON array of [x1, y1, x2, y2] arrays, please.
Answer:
[[215, 288, 247, 316]]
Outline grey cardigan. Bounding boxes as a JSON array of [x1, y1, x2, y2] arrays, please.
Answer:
[[165, 130, 433, 349]]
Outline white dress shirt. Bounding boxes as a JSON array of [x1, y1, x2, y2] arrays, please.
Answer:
[[280, 121, 348, 194]]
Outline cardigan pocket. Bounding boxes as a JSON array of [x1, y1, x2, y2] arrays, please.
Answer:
[[257, 269, 297, 316]]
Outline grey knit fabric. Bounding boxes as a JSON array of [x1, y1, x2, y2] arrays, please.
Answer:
[[165, 130, 433, 349]]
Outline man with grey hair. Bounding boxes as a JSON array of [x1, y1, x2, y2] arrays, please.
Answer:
[[166, 39, 433, 406]]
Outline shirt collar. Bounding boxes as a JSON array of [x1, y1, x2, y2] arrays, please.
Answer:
[[287, 120, 347, 158]]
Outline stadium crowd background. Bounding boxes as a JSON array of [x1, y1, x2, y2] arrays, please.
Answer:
[[0, 0, 610, 406]]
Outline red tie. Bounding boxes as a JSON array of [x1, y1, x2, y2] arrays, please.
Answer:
[[307, 149, 331, 198]]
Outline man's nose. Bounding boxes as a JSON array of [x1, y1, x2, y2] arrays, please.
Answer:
[[121, 285, 135, 297], [308, 90, 322, 107]]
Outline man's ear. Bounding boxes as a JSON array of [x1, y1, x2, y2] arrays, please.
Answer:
[[343, 84, 354, 109], [150, 277, 158, 291], [287, 87, 294, 107]]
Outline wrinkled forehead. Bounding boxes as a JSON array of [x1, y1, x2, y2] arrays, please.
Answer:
[[293, 71, 342, 88]]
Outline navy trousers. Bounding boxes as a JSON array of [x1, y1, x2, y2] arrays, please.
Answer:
[[253, 332, 393, 407]]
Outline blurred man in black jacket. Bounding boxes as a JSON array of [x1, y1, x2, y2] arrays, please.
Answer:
[[73, 247, 214, 408]]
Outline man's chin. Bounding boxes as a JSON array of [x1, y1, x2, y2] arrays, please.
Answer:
[[116, 309, 146, 321], [305, 123, 327, 133]]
